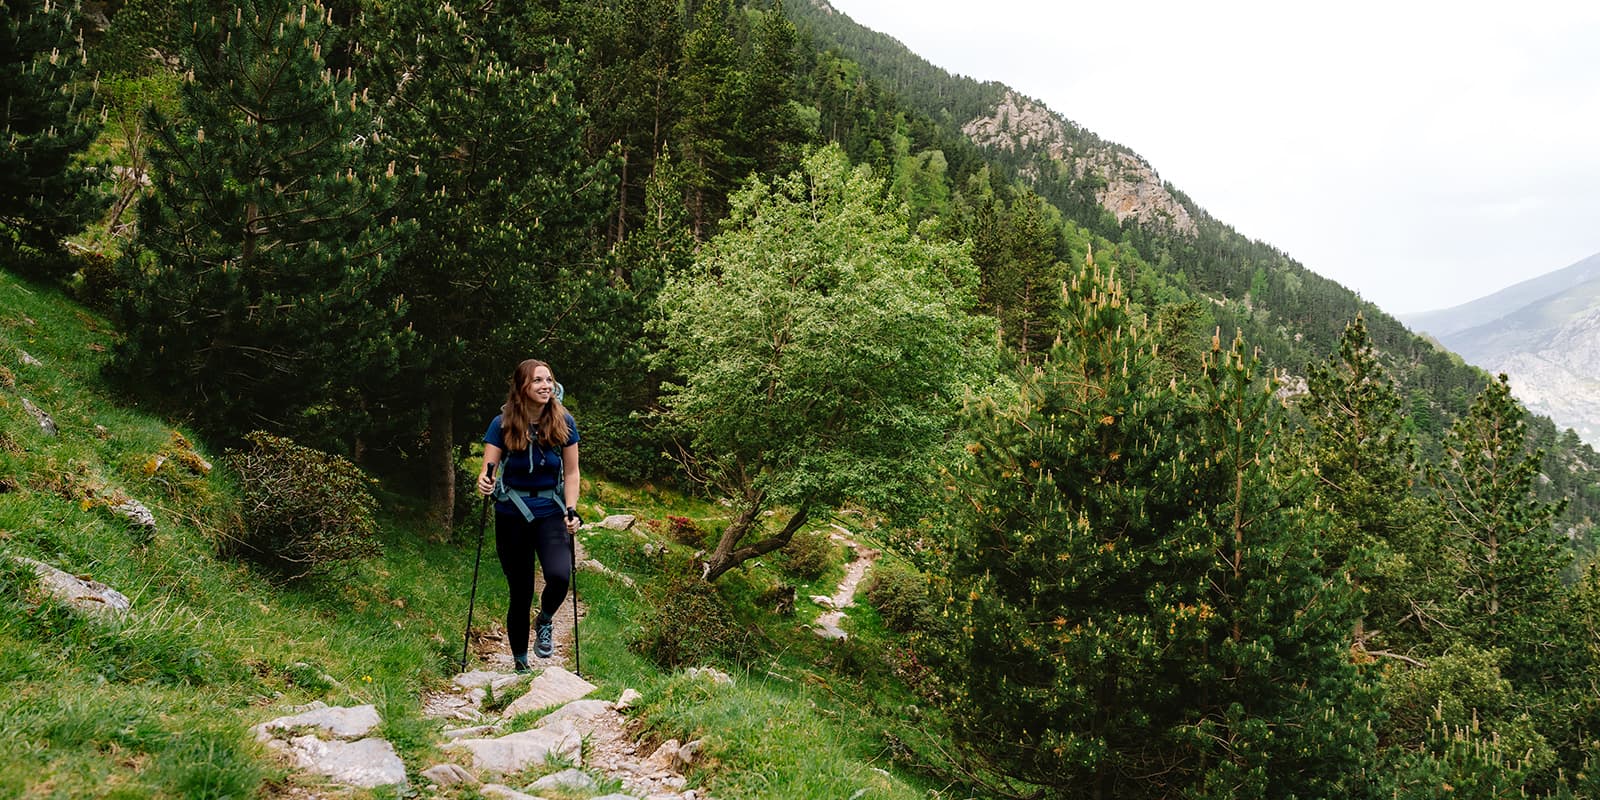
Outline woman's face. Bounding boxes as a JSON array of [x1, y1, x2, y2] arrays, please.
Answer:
[[523, 365, 555, 405]]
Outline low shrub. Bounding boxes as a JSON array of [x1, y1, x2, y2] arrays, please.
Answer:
[[864, 561, 934, 633], [779, 528, 839, 582], [222, 431, 380, 579], [653, 515, 704, 547], [630, 563, 757, 669]]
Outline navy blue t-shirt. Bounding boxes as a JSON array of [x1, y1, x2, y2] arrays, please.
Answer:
[[484, 412, 579, 518]]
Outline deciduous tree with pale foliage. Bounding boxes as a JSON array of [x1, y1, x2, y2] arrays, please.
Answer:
[[653, 144, 991, 581]]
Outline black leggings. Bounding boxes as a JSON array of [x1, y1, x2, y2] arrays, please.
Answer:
[[494, 511, 572, 657]]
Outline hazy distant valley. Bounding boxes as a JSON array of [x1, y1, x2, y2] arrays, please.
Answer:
[[1403, 252, 1600, 447]]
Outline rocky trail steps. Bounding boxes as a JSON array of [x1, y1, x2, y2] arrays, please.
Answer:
[[245, 520, 881, 798]]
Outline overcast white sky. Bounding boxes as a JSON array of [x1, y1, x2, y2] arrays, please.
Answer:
[[823, 0, 1600, 315]]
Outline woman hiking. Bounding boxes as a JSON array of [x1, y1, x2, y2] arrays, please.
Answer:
[[476, 358, 581, 672]]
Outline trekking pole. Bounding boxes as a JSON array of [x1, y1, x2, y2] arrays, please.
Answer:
[[568, 507, 582, 677], [462, 463, 495, 673]]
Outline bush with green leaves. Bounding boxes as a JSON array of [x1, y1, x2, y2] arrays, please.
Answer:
[[864, 561, 933, 633], [630, 563, 757, 669], [222, 431, 380, 579], [779, 527, 840, 582]]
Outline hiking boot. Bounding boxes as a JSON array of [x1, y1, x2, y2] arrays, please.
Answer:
[[513, 654, 530, 673], [534, 614, 554, 659]]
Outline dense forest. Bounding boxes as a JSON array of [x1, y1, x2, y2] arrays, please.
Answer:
[[8, 0, 1600, 795]]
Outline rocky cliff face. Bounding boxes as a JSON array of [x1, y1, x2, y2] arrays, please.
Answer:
[[1479, 306, 1600, 447], [962, 90, 1197, 235]]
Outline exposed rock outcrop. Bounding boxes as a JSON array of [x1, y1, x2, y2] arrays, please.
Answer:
[[963, 90, 1197, 235]]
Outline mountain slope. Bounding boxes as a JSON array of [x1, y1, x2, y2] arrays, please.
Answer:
[[1401, 251, 1600, 338], [783, 0, 1600, 538], [1403, 251, 1600, 447]]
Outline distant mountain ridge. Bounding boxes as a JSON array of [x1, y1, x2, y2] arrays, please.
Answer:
[[1401, 252, 1600, 338], [1402, 252, 1600, 447]]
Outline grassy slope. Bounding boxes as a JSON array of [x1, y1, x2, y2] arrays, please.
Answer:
[[0, 268, 936, 799]]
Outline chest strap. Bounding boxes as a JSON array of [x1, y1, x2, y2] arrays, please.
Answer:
[[492, 481, 565, 522]]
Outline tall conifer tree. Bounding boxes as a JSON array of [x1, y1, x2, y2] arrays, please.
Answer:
[[939, 263, 1374, 798], [1301, 314, 1427, 652], [1426, 374, 1566, 683], [355, 0, 611, 528], [1, 0, 106, 270], [113, 0, 405, 435]]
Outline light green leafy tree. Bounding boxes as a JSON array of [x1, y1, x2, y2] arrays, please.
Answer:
[[653, 144, 992, 581]]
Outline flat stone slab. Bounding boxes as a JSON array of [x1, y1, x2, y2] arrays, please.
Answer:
[[454, 670, 528, 692], [253, 703, 381, 741], [447, 717, 583, 774], [503, 666, 596, 718], [535, 699, 615, 729], [16, 557, 129, 617], [481, 785, 544, 800], [270, 735, 408, 789], [531, 767, 597, 793]]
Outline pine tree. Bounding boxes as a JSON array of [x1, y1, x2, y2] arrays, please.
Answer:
[[112, 0, 405, 436], [1, 0, 106, 271], [582, 0, 684, 246], [355, 0, 612, 528], [1425, 374, 1566, 682], [1301, 314, 1428, 653], [737, 1, 807, 176], [938, 263, 1375, 798], [671, 0, 743, 236]]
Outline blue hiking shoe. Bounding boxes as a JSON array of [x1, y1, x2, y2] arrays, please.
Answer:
[[534, 614, 555, 659]]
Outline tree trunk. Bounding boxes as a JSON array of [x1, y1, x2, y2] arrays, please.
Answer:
[[426, 388, 456, 539], [703, 503, 811, 581]]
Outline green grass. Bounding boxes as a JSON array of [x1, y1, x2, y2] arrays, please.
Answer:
[[0, 267, 958, 799]]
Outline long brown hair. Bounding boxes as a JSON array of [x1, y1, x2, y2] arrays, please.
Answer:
[[501, 359, 571, 451]]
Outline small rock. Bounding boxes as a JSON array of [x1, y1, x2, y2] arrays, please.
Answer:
[[642, 739, 681, 771], [580, 557, 636, 588], [677, 739, 705, 767], [614, 688, 643, 711], [111, 497, 157, 535], [598, 514, 636, 530], [480, 784, 542, 800], [530, 767, 597, 793], [420, 763, 477, 787], [15, 557, 130, 617], [20, 398, 56, 436], [684, 667, 733, 686], [809, 595, 835, 609], [18, 350, 41, 366], [253, 704, 382, 742]]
